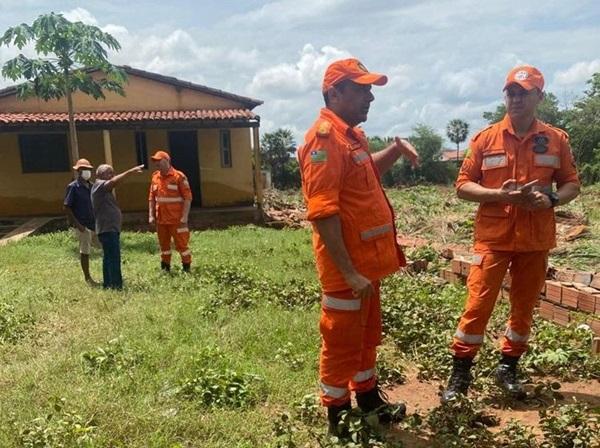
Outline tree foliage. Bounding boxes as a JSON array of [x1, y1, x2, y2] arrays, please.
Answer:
[[1, 12, 126, 161], [446, 118, 469, 165], [260, 128, 300, 189]]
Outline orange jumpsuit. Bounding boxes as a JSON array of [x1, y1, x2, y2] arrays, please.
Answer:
[[453, 115, 579, 358], [149, 167, 193, 265], [298, 107, 406, 407]]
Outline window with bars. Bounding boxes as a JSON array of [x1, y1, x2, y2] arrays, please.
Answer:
[[220, 130, 232, 168]]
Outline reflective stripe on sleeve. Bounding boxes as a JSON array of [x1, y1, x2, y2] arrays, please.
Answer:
[[360, 223, 393, 241], [454, 328, 484, 344], [352, 368, 375, 383], [505, 327, 529, 343], [156, 197, 184, 203], [320, 382, 349, 399], [322, 295, 361, 311], [352, 151, 369, 163]]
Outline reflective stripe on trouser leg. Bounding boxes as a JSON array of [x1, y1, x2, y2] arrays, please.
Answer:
[[172, 226, 191, 264], [156, 224, 173, 263], [319, 282, 381, 406], [502, 251, 548, 357], [451, 252, 510, 358]]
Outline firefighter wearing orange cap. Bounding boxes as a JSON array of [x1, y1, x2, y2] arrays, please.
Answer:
[[148, 150, 193, 273], [298, 58, 419, 435], [441, 65, 580, 403]]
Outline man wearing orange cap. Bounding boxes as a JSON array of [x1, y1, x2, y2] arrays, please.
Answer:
[[441, 66, 580, 403], [148, 150, 193, 273], [64, 158, 97, 285], [298, 58, 419, 434]]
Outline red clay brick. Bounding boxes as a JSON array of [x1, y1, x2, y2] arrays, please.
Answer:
[[555, 270, 577, 282], [592, 337, 600, 355], [578, 293, 596, 314], [573, 272, 593, 286], [451, 259, 462, 274], [553, 305, 570, 326], [589, 319, 600, 336], [460, 260, 471, 277], [590, 275, 600, 290], [561, 286, 579, 310], [545, 281, 562, 304], [539, 307, 553, 320]]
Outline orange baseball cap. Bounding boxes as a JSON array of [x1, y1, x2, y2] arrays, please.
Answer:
[[322, 58, 388, 92], [72, 158, 93, 170], [503, 65, 544, 91], [150, 150, 171, 161]]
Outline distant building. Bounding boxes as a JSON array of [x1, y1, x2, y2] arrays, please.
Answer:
[[0, 66, 263, 217], [440, 148, 466, 163]]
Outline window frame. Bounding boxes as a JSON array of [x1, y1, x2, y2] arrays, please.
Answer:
[[18, 132, 70, 174], [219, 129, 232, 168]]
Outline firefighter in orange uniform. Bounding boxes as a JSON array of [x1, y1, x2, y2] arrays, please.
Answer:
[[148, 150, 193, 273], [441, 66, 580, 403], [298, 58, 419, 435]]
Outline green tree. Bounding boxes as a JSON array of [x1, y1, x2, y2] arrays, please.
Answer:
[[446, 119, 469, 164], [408, 124, 456, 184], [1, 12, 126, 163], [565, 73, 600, 170], [482, 93, 564, 128], [260, 128, 299, 189]]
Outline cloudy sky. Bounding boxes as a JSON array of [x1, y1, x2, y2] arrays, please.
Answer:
[[1, 0, 599, 146]]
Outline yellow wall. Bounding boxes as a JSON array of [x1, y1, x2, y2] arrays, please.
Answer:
[[0, 127, 255, 216], [0, 74, 246, 113], [198, 128, 254, 206]]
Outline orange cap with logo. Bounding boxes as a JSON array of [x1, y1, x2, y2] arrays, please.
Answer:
[[503, 65, 544, 91], [322, 58, 388, 92], [151, 150, 171, 161]]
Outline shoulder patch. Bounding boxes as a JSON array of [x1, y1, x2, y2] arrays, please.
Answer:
[[546, 124, 570, 141], [471, 124, 494, 143], [316, 120, 332, 138], [310, 148, 328, 163]]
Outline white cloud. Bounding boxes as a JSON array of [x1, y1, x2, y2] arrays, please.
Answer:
[[247, 44, 350, 96], [62, 7, 98, 25], [553, 59, 600, 86]]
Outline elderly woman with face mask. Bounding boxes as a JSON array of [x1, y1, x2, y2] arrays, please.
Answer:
[[64, 158, 97, 285], [91, 163, 144, 290]]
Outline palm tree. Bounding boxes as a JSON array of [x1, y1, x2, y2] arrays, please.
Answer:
[[446, 119, 469, 165]]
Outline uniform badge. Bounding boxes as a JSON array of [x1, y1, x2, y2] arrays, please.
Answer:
[[533, 135, 549, 154], [310, 149, 327, 163]]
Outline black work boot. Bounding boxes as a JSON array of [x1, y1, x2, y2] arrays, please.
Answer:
[[182, 263, 191, 273], [161, 261, 171, 272], [355, 385, 406, 424], [495, 355, 526, 399], [327, 401, 351, 437], [441, 356, 473, 404]]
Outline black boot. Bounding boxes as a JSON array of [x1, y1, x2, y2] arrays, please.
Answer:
[[327, 401, 351, 436], [161, 261, 171, 272], [355, 385, 406, 424], [441, 356, 473, 403], [495, 355, 526, 398], [182, 263, 191, 273]]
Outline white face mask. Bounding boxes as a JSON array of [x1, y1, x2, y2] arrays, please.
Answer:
[[80, 170, 92, 181]]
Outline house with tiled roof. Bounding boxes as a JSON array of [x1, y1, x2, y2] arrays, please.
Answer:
[[0, 66, 263, 217]]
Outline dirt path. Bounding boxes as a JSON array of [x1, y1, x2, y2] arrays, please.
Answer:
[[384, 369, 600, 447]]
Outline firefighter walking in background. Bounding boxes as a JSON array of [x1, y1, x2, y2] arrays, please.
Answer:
[[148, 150, 193, 273], [441, 66, 580, 403], [298, 58, 419, 435]]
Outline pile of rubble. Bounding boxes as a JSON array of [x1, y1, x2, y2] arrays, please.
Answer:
[[262, 190, 309, 229]]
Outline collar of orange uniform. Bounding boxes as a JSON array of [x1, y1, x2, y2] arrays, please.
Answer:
[[319, 107, 363, 140], [160, 167, 176, 178], [501, 114, 544, 140]]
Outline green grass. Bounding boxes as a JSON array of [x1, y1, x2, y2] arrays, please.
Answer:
[[1, 185, 598, 447], [0, 228, 320, 447]]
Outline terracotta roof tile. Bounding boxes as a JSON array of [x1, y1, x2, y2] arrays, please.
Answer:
[[0, 109, 257, 125]]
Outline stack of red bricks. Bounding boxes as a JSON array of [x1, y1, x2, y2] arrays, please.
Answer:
[[440, 257, 600, 353]]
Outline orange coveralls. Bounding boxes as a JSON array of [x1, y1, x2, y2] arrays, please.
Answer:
[[453, 115, 580, 358], [298, 108, 406, 407], [149, 167, 193, 265]]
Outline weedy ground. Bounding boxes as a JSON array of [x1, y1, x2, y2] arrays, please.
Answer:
[[0, 186, 598, 447]]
